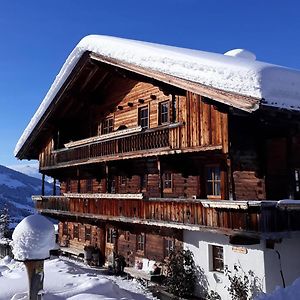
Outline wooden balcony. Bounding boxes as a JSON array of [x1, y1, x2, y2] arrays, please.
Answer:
[[33, 194, 300, 236], [41, 126, 171, 169], [40, 123, 223, 169]]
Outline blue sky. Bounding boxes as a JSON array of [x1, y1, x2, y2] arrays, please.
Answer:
[[0, 0, 299, 166]]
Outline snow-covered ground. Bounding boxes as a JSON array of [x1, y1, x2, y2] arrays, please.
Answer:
[[0, 256, 155, 300], [256, 278, 300, 300]]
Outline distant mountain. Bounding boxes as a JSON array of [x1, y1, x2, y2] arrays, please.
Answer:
[[0, 165, 53, 227], [7, 162, 41, 180]]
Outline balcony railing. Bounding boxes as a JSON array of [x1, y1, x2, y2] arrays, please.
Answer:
[[41, 126, 174, 169], [33, 194, 300, 235]]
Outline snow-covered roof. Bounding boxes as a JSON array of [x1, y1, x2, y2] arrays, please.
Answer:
[[14, 35, 300, 157]]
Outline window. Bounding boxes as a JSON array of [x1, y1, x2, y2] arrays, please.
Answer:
[[86, 179, 93, 193], [63, 222, 68, 236], [85, 227, 91, 241], [108, 178, 116, 193], [101, 117, 114, 135], [106, 227, 116, 244], [140, 174, 148, 190], [73, 224, 79, 239], [66, 179, 71, 193], [164, 238, 174, 257], [211, 245, 224, 273], [159, 101, 169, 124], [137, 233, 145, 252], [295, 169, 300, 193], [163, 173, 173, 189], [206, 166, 221, 197], [120, 176, 127, 186], [138, 106, 149, 129], [124, 231, 130, 241]]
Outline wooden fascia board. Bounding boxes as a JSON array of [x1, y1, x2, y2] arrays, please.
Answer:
[[16, 52, 92, 160], [89, 52, 261, 113]]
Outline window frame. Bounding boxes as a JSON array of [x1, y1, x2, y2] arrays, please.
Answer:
[[73, 224, 79, 239], [140, 174, 148, 191], [137, 233, 145, 253], [85, 226, 91, 241], [294, 169, 300, 194], [106, 227, 115, 244], [62, 222, 68, 236], [120, 176, 127, 186], [163, 172, 173, 192], [66, 179, 71, 193], [210, 245, 224, 273], [86, 178, 93, 193], [164, 237, 175, 258], [158, 101, 170, 125], [138, 105, 149, 129], [101, 117, 114, 135], [205, 165, 221, 199]]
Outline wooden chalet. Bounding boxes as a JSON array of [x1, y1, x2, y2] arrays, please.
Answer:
[[15, 36, 300, 296]]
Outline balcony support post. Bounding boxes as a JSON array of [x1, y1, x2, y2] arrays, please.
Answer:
[[157, 157, 164, 198], [77, 168, 81, 193], [105, 163, 109, 193], [52, 178, 56, 196], [42, 174, 45, 196]]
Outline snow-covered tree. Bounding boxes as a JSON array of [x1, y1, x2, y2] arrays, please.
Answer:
[[0, 205, 10, 239]]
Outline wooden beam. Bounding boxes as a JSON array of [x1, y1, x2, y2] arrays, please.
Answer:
[[53, 178, 56, 196], [42, 174, 45, 196], [157, 157, 163, 198]]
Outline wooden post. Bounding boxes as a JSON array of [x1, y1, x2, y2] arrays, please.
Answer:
[[24, 260, 45, 300], [42, 174, 45, 196], [52, 178, 56, 196], [157, 157, 164, 198], [77, 168, 81, 193], [286, 134, 294, 199], [105, 163, 109, 193]]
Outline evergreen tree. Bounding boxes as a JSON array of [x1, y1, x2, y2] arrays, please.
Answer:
[[0, 205, 10, 239]]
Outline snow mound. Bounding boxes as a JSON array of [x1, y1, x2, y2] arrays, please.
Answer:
[[0, 258, 153, 300], [12, 214, 55, 261], [224, 48, 256, 61]]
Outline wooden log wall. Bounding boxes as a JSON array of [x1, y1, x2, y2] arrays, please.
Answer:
[[180, 92, 228, 151], [58, 221, 182, 267], [39, 139, 54, 169], [230, 116, 266, 200], [94, 79, 170, 132], [58, 221, 105, 254], [60, 174, 201, 198]]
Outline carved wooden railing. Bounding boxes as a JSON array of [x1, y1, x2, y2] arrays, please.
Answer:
[[33, 195, 300, 234], [41, 126, 177, 168]]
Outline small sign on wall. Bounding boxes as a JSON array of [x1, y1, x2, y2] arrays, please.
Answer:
[[232, 246, 248, 254]]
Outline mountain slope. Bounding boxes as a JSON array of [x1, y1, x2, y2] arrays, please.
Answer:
[[0, 165, 52, 226]]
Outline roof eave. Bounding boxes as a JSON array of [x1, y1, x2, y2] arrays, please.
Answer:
[[90, 52, 261, 113]]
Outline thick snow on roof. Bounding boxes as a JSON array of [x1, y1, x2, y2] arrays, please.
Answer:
[[12, 214, 55, 261], [14, 35, 300, 156]]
